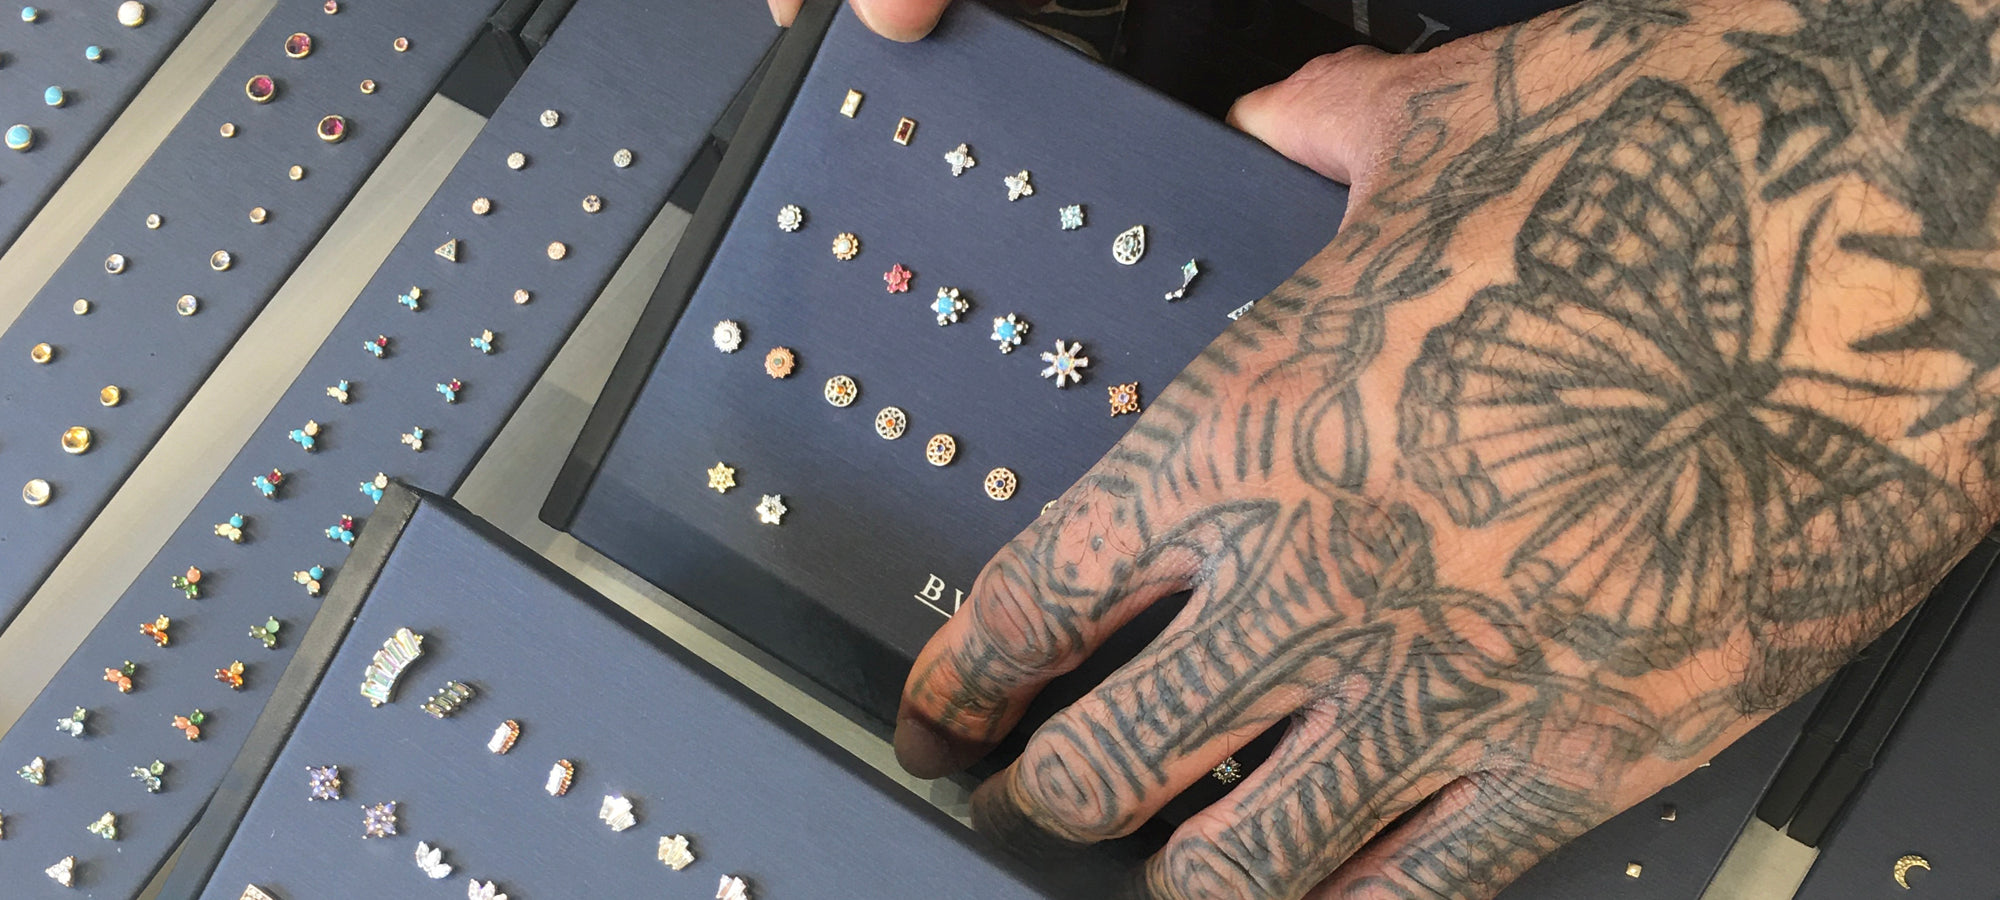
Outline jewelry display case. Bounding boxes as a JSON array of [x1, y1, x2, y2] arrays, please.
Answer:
[[0, 0, 506, 629], [0, 1, 778, 893], [0, 0, 214, 250], [154, 482, 1078, 900]]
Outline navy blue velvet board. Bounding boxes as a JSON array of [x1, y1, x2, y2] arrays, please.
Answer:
[[0, 0, 504, 631], [1789, 573, 2000, 897], [164, 486, 1065, 900], [0, 0, 217, 253], [0, 0, 780, 894], [550, 0, 1350, 739]]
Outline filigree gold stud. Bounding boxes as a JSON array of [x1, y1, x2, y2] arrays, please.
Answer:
[[925, 434, 956, 467], [875, 407, 907, 440], [984, 468, 1018, 501]]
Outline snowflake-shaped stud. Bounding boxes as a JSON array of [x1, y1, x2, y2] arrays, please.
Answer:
[[831, 232, 860, 260], [991, 313, 1028, 353], [713, 320, 743, 353], [437, 378, 462, 404], [1059, 204, 1084, 230], [470, 330, 494, 354], [1004, 170, 1033, 201], [944, 142, 976, 176], [362, 800, 397, 838], [756, 494, 786, 525], [933, 287, 968, 325], [659, 834, 696, 870], [764, 347, 795, 379], [1211, 756, 1243, 784], [776, 204, 804, 232], [1164, 259, 1200, 300], [326, 380, 350, 403], [707, 463, 735, 494], [884, 263, 911, 293], [306, 765, 341, 801], [824, 375, 858, 407], [253, 468, 285, 498], [1040, 340, 1089, 387], [1109, 382, 1141, 416]]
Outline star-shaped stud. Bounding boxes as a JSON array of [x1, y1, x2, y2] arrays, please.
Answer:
[[707, 463, 736, 493], [1040, 340, 1090, 388], [306, 765, 341, 801], [944, 142, 976, 176], [1004, 170, 1033, 201], [361, 800, 397, 838], [884, 263, 911, 293], [756, 494, 786, 525]]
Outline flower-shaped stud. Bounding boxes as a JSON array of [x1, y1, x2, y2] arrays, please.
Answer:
[[290, 420, 321, 451], [1059, 204, 1084, 231], [944, 142, 976, 176], [1004, 170, 1034, 201], [1109, 382, 1142, 416], [933, 287, 968, 325], [468, 879, 507, 900], [1040, 340, 1090, 388], [777, 204, 804, 232], [216, 660, 246, 690], [437, 379, 462, 404], [707, 463, 736, 494], [823, 375, 858, 407], [713, 320, 743, 353], [253, 469, 285, 498], [46, 856, 76, 888], [764, 347, 796, 379], [875, 407, 907, 440], [362, 800, 397, 838], [756, 494, 787, 525], [361, 473, 389, 504], [991, 314, 1028, 353], [249, 616, 282, 649], [884, 263, 911, 293], [416, 842, 453, 879], [306, 765, 341, 801], [172, 566, 202, 598], [831, 232, 860, 260]]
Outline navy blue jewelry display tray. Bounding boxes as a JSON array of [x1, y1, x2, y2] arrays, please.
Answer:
[[160, 484, 1069, 900], [1789, 571, 2000, 898], [0, 1, 779, 895], [0, 0, 505, 631], [0, 0, 215, 253], [546, 0, 1351, 736]]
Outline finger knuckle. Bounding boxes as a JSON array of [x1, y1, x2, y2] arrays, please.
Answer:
[[969, 554, 1084, 678], [1012, 737, 1128, 840], [1152, 826, 1286, 900]]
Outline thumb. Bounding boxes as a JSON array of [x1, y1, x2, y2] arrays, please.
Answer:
[[851, 0, 952, 41], [1228, 46, 1408, 186]]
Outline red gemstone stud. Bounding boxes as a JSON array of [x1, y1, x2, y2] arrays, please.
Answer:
[[316, 115, 346, 143], [245, 75, 276, 103], [283, 32, 312, 58]]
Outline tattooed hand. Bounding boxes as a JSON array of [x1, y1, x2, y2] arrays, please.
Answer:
[[896, 2, 2000, 897]]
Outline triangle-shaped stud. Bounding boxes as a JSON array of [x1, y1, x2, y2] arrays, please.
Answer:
[[434, 238, 459, 262]]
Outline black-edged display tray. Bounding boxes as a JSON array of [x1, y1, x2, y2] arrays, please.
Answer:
[[1789, 560, 2000, 899], [545, 0, 1351, 738], [0, 0, 780, 895], [158, 483, 1073, 900], [0, 0, 216, 253], [0, 0, 506, 630]]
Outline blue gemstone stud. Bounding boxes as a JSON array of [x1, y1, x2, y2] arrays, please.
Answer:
[[933, 287, 969, 326], [85, 45, 104, 61], [213, 513, 246, 543], [289, 420, 320, 452], [253, 469, 284, 498], [359, 473, 387, 504], [6, 124, 33, 151], [362, 335, 388, 358], [1059, 204, 1084, 231], [991, 314, 1028, 354], [326, 515, 355, 545], [436, 379, 461, 403], [44, 86, 64, 108], [470, 330, 494, 354], [326, 380, 351, 404], [398, 287, 422, 311], [20, 7, 38, 22]]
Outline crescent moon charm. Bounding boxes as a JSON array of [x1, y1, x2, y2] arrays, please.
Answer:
[[1893, 854, 1931, 889]]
